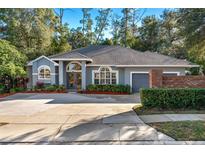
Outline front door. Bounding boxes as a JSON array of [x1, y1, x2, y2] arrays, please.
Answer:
[[68, 72, 82, 90]]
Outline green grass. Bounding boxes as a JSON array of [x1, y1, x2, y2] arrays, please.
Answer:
[[133, 105, 205, 115], [150, 121, 205, 141]]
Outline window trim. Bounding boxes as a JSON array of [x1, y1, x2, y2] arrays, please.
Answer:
[[38, 65, 51, 80], [66, 61, 82, 72], [92, 66, 119, 85]]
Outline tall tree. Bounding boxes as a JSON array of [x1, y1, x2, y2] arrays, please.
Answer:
[[138, 15, 160, 51], [0, 8, 57, 60], [178, 8, 205, 73], [80, 8, 93, 46], [120, 8, 132, 47], [0, 39, 27, 77], [158, 9, 186, 58], [94, 8, 112, 44], [68, 27, 85, 49], [111, 14, 121, 45]]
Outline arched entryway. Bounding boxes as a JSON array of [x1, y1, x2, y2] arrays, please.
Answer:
[[66, 61, 82, 90]]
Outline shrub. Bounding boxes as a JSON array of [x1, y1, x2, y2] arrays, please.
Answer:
[[44, 85, 56, 92], [0, 84, 5, 94], [57, 85, 66, 91], [140, 88, 205, 109], [10, 88, 16, 93], [86, 84, 131, 93], [36, 81, 44, 89]]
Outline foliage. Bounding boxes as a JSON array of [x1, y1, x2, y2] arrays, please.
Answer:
[[140, 88, 205, 109], [9, 87, 25, 93], [0, 8, 58, 60], [35, 81, 45, 90], [0, 84, 5, 94], [33, 84, 66, 92], [94, 9, 112, 44], [86, 84, 131, 93], [0, 39, 27, 77], [151, 121, 205, 141]]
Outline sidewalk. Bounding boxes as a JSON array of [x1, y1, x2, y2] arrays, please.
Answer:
[[139, 114, 205, 123]]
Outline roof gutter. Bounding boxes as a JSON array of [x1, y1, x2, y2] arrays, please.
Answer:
[[86, 64, 200, 68], [50, 58, 93, 62]]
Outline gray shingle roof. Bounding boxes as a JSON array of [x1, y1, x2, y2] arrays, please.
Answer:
[[49, 45, 195, 66]]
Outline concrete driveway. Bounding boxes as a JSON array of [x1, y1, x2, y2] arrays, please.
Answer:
[[0, 93, 173, 144]]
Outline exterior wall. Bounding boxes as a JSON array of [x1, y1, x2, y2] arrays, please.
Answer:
[[149, 69, 205, 88], [32, 57, 56, 86], [27, 66, 32, 89], [86, 66, 125, 86], [162, 76, 205, 88], [124, 67, 186, 86]]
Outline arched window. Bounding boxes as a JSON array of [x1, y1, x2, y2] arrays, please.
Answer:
[[93, 66, 118, 85], [66, 62, 82, 72], [38, 65, 51, 80]]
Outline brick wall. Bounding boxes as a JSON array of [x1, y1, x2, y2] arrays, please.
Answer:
[[162, 76, 205, 88], [149, 69, 205, 88], [149, 69, 163, 88]]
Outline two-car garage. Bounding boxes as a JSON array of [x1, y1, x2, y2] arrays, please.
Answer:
[[131, 72, 179, 93]]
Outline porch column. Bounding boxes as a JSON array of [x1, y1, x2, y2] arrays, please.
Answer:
[[81, 61, 86, 90], [59, 61, 64, 85]]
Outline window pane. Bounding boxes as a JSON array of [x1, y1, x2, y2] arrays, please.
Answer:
[[94, 73, 99, 79], [112, 79, 116, 84], [101, 67, 105, 71], [106, 72, 110, 78], [106, 79, 110, 84], [68, 63, 82, 71], [94, 79, 99, 85], [112, 73, 116, 78], [100, 72, 105, 79], [39, 68, 50, 79], [101, 79, 105, 84]]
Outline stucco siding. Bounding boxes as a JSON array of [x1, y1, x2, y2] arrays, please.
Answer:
[[124, 67, 186, 86], [32, 57, 57, 86]]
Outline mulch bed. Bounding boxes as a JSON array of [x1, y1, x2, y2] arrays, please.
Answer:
[[0, 93, 16, 98], [79, 91, 130, 95]]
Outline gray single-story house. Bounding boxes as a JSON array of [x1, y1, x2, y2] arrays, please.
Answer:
[[27, 45, 198, 92]]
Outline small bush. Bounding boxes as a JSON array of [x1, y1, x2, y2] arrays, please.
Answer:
[[140, 88, 205, 109], [44, 85, 56, 92], [0, 84, 5, 94], [10, 88, 16, 93], [36, 81, 44, 89], [86, 84, 131, 93]]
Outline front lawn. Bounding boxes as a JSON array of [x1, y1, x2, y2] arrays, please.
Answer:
[[133, 105, 205, 115], [150, 121, 205, 141]]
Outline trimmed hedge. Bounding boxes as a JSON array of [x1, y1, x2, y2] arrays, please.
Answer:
[[86, 84, 131, 93], [140, 88, 205, 109]]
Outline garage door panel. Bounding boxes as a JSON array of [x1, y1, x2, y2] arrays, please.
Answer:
[[132, 73, 149, 93]]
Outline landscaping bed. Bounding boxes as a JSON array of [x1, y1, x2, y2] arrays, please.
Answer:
[[150, 121, 205, 141], [133, 105, 205, 115], [79, 91, 129, 95], [84, 84, 131, 95]]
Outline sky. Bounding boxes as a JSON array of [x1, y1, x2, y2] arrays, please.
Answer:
[[56, 8, 167, 38]]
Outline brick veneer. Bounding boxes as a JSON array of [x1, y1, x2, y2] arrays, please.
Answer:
[[162, 76, 205, 88], [149, 69, 205, 88], [149, 69, 163, 88]]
